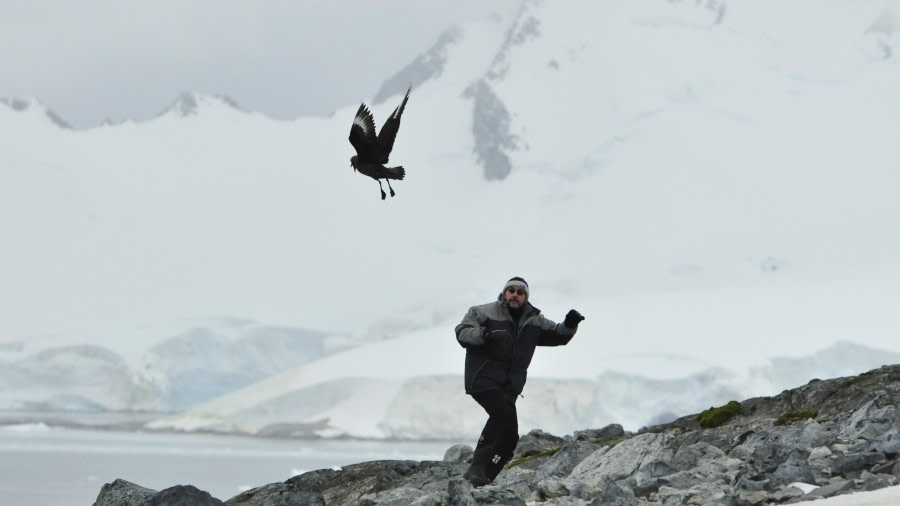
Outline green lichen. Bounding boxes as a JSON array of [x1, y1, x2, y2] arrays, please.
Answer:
[[844, 376, 876, 389], [507, 433, 634, 468], [697, 401, 742, 428], [593, 436, 628, 448], [507, 447, 560, 468], [774, 409, 818, 426]]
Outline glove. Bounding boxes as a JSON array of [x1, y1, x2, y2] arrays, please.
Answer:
[[563, 309, 585, 329], [483, 328, 514, 349]]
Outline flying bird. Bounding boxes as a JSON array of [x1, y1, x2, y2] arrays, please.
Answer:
[[348, 86, 411, 200]]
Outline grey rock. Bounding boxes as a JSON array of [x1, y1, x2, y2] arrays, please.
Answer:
[[671, 442, 725, 469], [138, 485, 224, 506], [446, 479, 475, 506], [489, 466, 534, 500], [805, 478, 854, 499], [748, 435, 796, 474], [541, 498, 590, 506], [514, 428, 566, 459], [670, 441, 743, 486], [471, 486, 527, 505], [732, 473, 770, 492], [565, 481, 597, 501], [770, 448, 814, 488], [359, 486, 439, 505], [769, 485, 805, 503], [285, 460, 462, 505], [493, 466, 534, 489], [870, 460, 898, 475], [537, 477, 571, 499], [797, 419, 835, 449], [443, 443, 474, 463], [656, 470, 703, 490], [628, 459, 677, 497], [587, 480, 636, 506], [840, 398, 899, 441], [224, 483, 324, 506], [93, 478, 157, 506], [655, 485, 693, 505], [534, 441, 601, 482], [565, 432, 677, 490], [857, 429, 900, 456], [831, 451, 887, 475], [808, 446, 832, 460], [681, 481, 731, 504], [734, 488, 769, 505], [90, 364, 900, 506], [284, 467, 339, 493], [574, 424, 625, 442], [862, 477, 895, 491]]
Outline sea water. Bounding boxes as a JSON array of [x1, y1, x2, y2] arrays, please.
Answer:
[[0, 424, 455, 506]]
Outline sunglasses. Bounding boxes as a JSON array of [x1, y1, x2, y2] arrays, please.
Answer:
[[505, 287, 527, 296]]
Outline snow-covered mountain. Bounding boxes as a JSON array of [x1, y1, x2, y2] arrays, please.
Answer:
[[3, 0, 900, 438]]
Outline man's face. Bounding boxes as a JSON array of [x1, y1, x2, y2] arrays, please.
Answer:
[[504, 286, 527, 308]]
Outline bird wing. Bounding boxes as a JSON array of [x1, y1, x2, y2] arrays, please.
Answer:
[[376, 86, 411, 164], [349, 103, 382, 163]]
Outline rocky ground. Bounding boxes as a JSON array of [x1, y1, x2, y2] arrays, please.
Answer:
[[93, 364, 900, 505]]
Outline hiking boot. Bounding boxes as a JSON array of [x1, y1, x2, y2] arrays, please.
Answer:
[[463, 446, 495, 487]]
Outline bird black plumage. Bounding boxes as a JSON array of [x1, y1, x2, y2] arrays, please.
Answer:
[[348, 86, 411, 200]]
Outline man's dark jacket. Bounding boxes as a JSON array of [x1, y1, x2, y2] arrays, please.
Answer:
[[455, 296, 576, 397]]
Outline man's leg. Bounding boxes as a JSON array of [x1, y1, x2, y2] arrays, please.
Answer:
[[467, 389, 518, 484], [485, 432, 518, 481], [481, 393, 518, 481]]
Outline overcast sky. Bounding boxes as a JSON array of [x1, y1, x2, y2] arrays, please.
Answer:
[[0, 1, 517, 129]]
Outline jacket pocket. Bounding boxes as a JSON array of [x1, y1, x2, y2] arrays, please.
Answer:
[[465, 357, 490, 391]]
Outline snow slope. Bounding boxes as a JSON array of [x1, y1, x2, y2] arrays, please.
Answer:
[[3, 0, 900, 437]]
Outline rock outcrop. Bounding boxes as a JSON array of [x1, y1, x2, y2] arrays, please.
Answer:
[[94, 364, 900, 505]]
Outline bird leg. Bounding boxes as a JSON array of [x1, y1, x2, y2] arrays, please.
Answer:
[[386, 179, 396, 197], [377, 180, 387, 200]]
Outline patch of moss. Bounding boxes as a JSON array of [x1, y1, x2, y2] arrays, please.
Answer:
[[507, 447, 560, 468], [774, 409, 818, 426], [807, 378, 821, 385], [697, 401, 741, 428], [844, 376, 876, 389], [592, 436, 628, 448]]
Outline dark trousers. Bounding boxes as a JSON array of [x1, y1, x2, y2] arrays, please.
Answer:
[[471, 389, 519, 479]]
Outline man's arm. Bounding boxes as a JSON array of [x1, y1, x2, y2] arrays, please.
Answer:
[[535, 312, 579, 347], [455, 305, 487, 347]]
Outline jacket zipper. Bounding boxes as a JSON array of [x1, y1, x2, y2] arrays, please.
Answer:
[[468, 359, 490, 390], [506, 307, 535, 385]]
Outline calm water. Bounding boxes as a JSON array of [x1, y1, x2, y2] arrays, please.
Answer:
[[0, 425, 455, 506]]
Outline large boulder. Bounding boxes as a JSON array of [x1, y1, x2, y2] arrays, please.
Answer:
[[93, 479, 157, 506]]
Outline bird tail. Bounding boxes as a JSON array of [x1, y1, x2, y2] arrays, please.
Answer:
[[385, 166, 405, 180]]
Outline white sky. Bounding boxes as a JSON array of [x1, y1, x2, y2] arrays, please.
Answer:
[[0, 0, 517, 128]]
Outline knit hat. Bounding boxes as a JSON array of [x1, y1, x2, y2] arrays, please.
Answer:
[[503, 277, 529, 298]]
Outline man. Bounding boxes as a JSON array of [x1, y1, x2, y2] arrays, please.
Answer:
[[455, 276, 585, 487]]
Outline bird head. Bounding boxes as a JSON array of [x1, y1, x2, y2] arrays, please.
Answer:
[[350, 155, 359, 172]]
